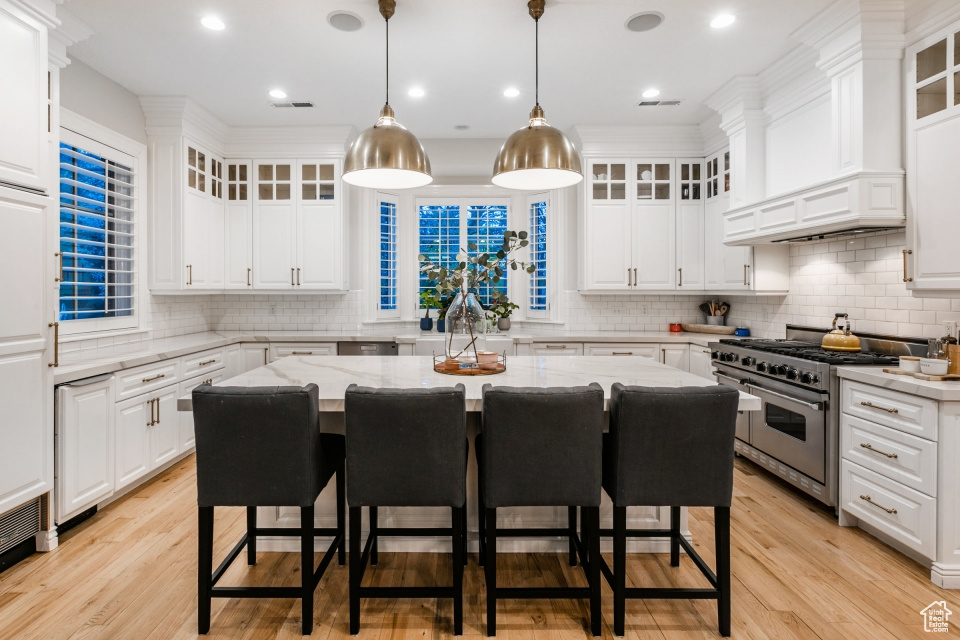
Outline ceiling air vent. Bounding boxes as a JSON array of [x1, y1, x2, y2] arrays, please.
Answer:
[[638, 100, 681, 107], [271, 101, 315, 108]]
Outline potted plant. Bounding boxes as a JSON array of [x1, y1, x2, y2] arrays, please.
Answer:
[[419, 290, 441, 331], [487, 293, 520, 332], [419, 230, 535, 361]]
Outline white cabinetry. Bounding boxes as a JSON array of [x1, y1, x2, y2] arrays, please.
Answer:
[[115, 387, 179, 487], [906, 22, 960, 292], [224, 161, 253, 289], [182, 145, 224, 289], [676, 161, 704, 289], [269, 342, 337, 362], [178, 371, 224, 451], [660, 345, 689, 371], [704, 149, 750, 291], [240, 344, 269, 371], [55, 376, 115, 523], [0, 0, 48, 192], [584, 343, 658, 359], [526, 342, 583, 356], [689, 345, 714, 380]]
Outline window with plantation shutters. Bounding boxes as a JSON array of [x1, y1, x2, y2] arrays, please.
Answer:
[[58, 133, 137, 333]]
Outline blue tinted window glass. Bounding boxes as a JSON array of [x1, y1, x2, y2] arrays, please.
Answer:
[[529, 200, 548, 311]]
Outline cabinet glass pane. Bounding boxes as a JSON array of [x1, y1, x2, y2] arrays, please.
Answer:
[[239, 165, 247, 181], [302, 164, 316, 181], [655, 184, 670, 199], [239, 184, 247, 200], [277, 165, 291, 181], [956, 71, 960, 107], [303, 184, 317, 200], [228, 165, 236, 181], [917, 39, 947, 83], [956, 31, 960, 65], [693, 164, 701, 180], [188, 170, 196, 190], [188, 147, 197, 168], [918, 77, 948, 118], [259, 165, 273, 181], [228, 184, 236, 200], [276, 184, 291, 200], [692, 183, 701, 199], [611, 164, 625, 180], [593, 164, 607, 179], [199, 174, 205, 192], [319, 164, 334, 181], [637, 184, 652, 199], [198, 152, 205, 172], [318, 184, 334, 199], [611, 183, 625, 199], [593, 183, 607, 199], [259, 185, 273, 200], [655, 164, 670, 180], [681, 164, 689, 180], [637, 164, 652, 180], [724, 152, 730, 171]]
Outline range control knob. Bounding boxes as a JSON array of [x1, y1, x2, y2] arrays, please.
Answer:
[[786, 368, 800, 381], [711, 351, 720, 360], [741, 356, 755, 367], [772, 365, 787, 376], [800, 372, 815, 384], [756, 362, 768, 373]]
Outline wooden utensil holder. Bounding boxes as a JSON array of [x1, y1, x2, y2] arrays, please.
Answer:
[[949, 344, 960, 375]]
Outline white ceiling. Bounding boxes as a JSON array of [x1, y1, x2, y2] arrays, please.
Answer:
[[63, 0, 834, 138]]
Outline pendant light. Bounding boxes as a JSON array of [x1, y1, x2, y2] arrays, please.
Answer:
[[492, 0, 582, 190], [343, 0, 432, 189]]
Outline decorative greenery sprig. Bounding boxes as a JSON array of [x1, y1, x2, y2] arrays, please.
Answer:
[[418, 230, 537, 297], [487, 292, 519, 320]]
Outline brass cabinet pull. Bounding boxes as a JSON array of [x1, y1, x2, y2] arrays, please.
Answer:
[[48, 321, 59, 367], [662, 348, 666, 362], [612, 352, 633, 355], [197, 359, 216, 366], [291, 267, 295, 286], [297, 267, 301, 286], [203, 378, 212, 385], [156, 397, 160, 424], [902, 249, 913, 282], [743, 264, 749, 286], [678, 267, 682, 286], [860, 442, 898, 459], [187, 264, 193, 285], [859, 494, 897, 514], [627, 267, 631, 287], [55, 252, 63, 282], [291, 351, 313, 355], [633, 268, 638, 287], [247, 267, 252, 286], [545, 345, 567, 350], [860, 401, 898, 414], [142, 373, 166, 383], [147, 398, 156, 426]]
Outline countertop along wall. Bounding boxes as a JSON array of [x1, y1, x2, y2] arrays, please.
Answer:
[[724, 229, 960, 339]]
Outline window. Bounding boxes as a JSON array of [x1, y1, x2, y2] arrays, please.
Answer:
[[58, 134, 137, 332], [379, 199, 398, 314], [417, 199, 510, 307], [528, 198, 548, 312]]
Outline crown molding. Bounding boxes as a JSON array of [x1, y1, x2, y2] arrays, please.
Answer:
[[139, 96, 230, 153], [11, 0, 58, 28], [48, 6, 91, 68], [223, 126, 355, 158], [699, 115, 727, 156], [906, 0, 960, 45], [571, 125, 705, 157]]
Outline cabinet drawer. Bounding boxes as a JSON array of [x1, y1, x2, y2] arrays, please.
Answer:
[[584, 343, 657, 358], [530, 342, 583, 356], [181, 348, 225, 378], [841, 413, 937, 496], [116, 360, 180, 401], [269, 343, 337, 361], [840, 460, 936, 560], [841, 380, 937, 441]]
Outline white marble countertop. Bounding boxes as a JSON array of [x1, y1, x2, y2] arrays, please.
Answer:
[[176, 355, 760, 413], [54, 330, 734, 385], [837, 365, 960, 402]]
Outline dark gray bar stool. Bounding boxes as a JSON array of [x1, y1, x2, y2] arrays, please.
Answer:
[[192, 384, 345, 636], [344, 384, 468, 636], [600, 384, 740, 637], [477, 383, 605, 637]]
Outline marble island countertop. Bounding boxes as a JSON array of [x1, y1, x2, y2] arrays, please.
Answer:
[[54, 330, 734, 385], [837, 365, 960, 402], [176, 355, 761, 413]]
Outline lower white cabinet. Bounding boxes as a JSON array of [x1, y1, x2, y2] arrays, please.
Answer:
[[115, 385, 179, 488], [689, 345, 714, 379], [55, 376, 115, 523], [223, 344, 241, 379], [178, 371, 224, 451], [269, 342, 337, 362], [528, 342, 583, 356], [584, 343, 657, 358], [660, 345, 689, 371], [240, 344, 269, 372]]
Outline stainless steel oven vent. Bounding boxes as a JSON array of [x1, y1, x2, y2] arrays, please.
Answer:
[[0, 497, 40, 554]]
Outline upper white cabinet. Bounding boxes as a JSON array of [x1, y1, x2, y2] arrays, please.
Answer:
[[704, 149, 750, 291], [676, 161, 704, 289], [182, 144, 224, 289], [906, 22, 960, 292], [0, 0, 48, 193], [224, 161, 253, 289]]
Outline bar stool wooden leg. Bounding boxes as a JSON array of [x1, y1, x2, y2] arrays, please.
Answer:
[[337, 461, 346, 566], [716, 506, 731, 637], [198, 506, 214, 635], [485, 507, 497, 637], [246, 506, 257, 565], [477, 486, 486, 566], [670, 505, 681, 567], [587, 506, 601, 637], [568, 506, 578, 567], [370, 506, 379, 566], [300, 505, 314, 636], [613, 505, 626, 637], [349, 506, 362, 636], [453, 506, 464, 635]]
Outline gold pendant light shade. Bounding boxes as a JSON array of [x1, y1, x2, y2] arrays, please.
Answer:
[[343, 104, 432, 189], [492, 105, 582, 190], [342, 0, 432, 190]]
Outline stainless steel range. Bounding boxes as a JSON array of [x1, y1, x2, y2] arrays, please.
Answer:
[[709, 325, 926, 509]]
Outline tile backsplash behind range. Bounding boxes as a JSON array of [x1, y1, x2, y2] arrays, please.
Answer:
[[724, 230, 960, 340]]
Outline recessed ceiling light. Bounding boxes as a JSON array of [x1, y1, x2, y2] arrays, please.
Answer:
[[710, 14, 736, 28], [625, 12, 664, 32], [503, 87, 520, 98], [327, 11, 363, 32], [408, 87, 425, 98], [454, 125, 470, 131], [269, 89, 287, 99], [642, 88, 660, 99], [200, 15, 225, 30]]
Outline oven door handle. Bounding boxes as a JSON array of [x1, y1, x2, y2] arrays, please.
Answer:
[[745, 383, 823, 411], [714, 372, 749, 387]]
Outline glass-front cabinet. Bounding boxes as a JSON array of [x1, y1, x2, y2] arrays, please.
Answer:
[[182, 142, 224, 289], [589, 162, 627, 201]]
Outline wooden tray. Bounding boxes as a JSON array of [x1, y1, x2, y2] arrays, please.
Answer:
[[434, 363, 506, 376], [882, 367, 960, 381], [681, 323, 737, 335]]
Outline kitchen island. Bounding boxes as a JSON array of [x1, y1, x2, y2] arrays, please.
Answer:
[[179, 355, 759, 554]]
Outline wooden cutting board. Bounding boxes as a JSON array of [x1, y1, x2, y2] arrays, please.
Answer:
[[882, 367, 960, 381]]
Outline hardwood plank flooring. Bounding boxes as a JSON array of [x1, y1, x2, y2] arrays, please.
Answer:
[[0, 455, 957, 639]]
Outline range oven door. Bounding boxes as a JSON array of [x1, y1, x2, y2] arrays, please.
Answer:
[[714, 370, 751, 444], [745, 379, 827, 483]]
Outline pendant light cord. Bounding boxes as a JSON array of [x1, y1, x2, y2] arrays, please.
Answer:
[[385, 17, 390, 106], [534, 17, 539, 107]]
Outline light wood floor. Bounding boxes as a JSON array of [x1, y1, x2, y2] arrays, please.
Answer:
[[1, 456, 957, 639]]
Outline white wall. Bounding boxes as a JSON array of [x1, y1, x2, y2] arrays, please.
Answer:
[[60, 59, 147, 144], [420, 138, 505, 179]]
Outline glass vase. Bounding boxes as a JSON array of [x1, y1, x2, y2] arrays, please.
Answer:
[[445, 287, 486, 361]]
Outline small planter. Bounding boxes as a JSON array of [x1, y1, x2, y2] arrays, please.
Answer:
[[420, 317, 433, 331], [497, 318, 511, 332], [436, 319, 446, 333]]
